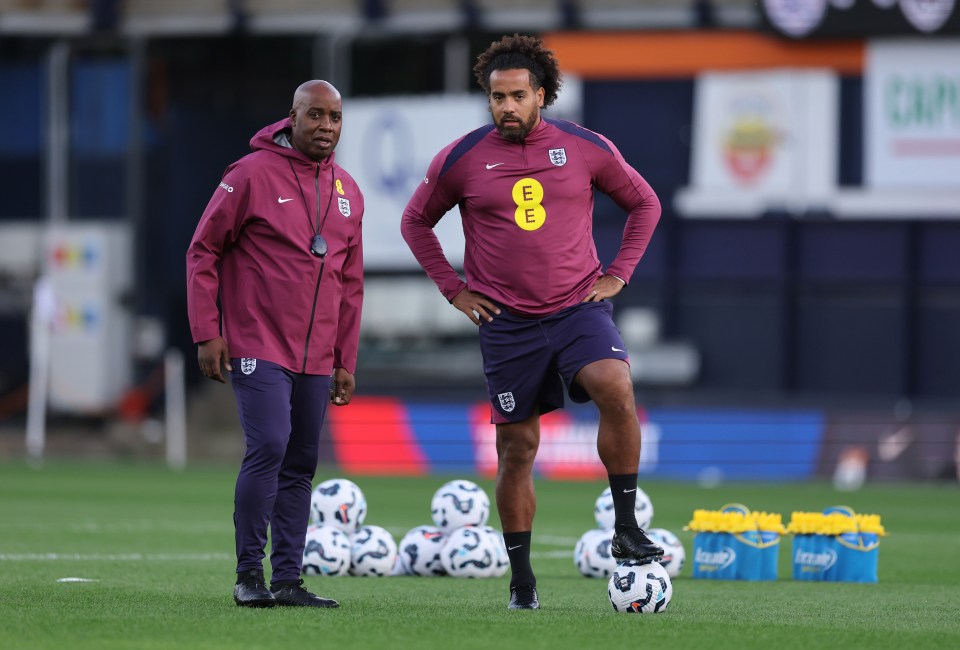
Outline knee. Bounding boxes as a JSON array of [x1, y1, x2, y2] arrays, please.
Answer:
[[497, 432, 538, 468], [243, 437, 288, 473], [594, 380, 637, 417]]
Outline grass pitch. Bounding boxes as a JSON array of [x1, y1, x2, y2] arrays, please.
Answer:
[[1, 461, 958, 650]]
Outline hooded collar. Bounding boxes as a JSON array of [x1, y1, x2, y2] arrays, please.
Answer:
[[249, 118, 336, 168]]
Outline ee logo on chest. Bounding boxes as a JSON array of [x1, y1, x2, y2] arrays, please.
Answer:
[[512, 178, 546, 231]]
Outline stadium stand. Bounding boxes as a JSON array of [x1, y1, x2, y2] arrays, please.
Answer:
[[123, 0, 233, 35], [381, 0, 466, 32], [243, 0, 365, 34], [0, 0, 88, 34], [472, 0, 564, 31], [0, 0, 763, 35]]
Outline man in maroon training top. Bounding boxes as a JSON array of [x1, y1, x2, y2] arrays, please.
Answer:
[[401, 35, 663, 610], [187, 80, 363, 609]]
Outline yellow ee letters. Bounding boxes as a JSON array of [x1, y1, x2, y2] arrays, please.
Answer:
[[511, 178, 545, 231]]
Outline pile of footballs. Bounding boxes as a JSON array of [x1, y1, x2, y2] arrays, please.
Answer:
[[302, 478, 508, 578]]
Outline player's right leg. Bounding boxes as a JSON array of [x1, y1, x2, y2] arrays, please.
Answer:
[[230, 359, 294, 607], [478, 308, 557, 610], [496, 416, 541, 610]]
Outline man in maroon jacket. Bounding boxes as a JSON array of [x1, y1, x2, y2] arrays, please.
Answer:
[[402, 35, 663, 610], [187, 80, 363, 608]]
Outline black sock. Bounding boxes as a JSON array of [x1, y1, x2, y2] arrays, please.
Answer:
[[503, 531, 536, 589], [609, 473, 639, 532]]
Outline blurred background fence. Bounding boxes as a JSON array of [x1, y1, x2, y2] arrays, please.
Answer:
[[0, 0, 958, 482]]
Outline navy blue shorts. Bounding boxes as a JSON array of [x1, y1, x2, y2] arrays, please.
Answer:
[[478, 300, 629, 424]]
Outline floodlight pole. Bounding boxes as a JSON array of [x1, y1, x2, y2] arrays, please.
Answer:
[[26, 40, 71, 463], [164, 348, 188, 471]]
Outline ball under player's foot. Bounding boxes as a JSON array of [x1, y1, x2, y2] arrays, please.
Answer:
[[611, 526, 665, 563], [271, 578, 339, 608], [507, 585, 540, 610]]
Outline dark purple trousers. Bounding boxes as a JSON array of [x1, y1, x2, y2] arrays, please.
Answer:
[[230, 358, 330, 583]]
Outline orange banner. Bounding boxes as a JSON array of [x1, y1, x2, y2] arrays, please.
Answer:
[[543, 31, 864, 78]]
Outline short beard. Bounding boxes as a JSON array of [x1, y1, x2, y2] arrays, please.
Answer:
[[496, 114, 537, 142]]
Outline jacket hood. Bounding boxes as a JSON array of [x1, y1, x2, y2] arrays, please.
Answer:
[[249, 118, 336, 168]]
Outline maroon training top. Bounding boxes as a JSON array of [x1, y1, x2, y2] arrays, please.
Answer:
[[401, 117, 660, 317], [187, 119, 364, 375]]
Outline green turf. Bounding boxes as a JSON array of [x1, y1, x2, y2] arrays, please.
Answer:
[[1, 462, 958, 650]]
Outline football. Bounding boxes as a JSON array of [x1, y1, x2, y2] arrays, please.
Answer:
[[310, 478, 367, 533], [440, 526, 497, 578], [594, 485, 654, 530], [430, 480, 490, 533], [477, 525, 510, 577], [574, 528, 616, 578], [349, 524, 398, 577], [607, 560, 673, 613], [397, 525, 447, 576], [646, 527, 686, 578], [302, 524, 352, 576]]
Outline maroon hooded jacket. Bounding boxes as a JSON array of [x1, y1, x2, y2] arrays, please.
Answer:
[[187, 118, 364, 375]]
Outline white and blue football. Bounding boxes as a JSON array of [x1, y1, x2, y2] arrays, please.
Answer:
[[646, 528, 685, 578], [302, 525, 352, 576], [607, 560, 673, 614], [430, 480, 490, 533], [440, 526, 497, 578], [397, 525, 447, 576], [310, 478, 367, 533], [349, 525, 398, 577]]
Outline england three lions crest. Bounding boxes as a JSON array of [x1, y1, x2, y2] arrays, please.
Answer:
[[498, 392, 515, 413], [338, 197, 351, 217], [548, 148, 567, 167], [240, 358, 257, 375]]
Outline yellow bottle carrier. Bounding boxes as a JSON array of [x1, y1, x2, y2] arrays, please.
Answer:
[[787, 506, 886, 583], [686, 504, 786, 581]]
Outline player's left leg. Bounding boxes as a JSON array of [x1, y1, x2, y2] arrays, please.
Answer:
[[552, 302, 664, 563], [496, 415, 541, 610], [574, 358, 639, 473], [268, 371, 339, 608], [575, 359, 663, 562]]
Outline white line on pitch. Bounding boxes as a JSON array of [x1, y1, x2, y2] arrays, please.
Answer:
[[0, 553, 233, 561], [535, 535, 579, 546]]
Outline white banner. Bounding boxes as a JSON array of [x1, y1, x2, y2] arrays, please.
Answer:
[[865, 39, 960, 189], [676, 69, 838, 217], [334, 95, 489, 270]]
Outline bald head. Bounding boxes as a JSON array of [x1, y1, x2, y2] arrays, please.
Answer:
[[289, 80, 343, 161], [292, 80, 340, 111]]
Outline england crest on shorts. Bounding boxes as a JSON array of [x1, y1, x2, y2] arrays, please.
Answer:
[[240, 358, 257, 375], [548, 148, 567, 167], [338, 197, 351, 217], [498, 392, 516, 413]]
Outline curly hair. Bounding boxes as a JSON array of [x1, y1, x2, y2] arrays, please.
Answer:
[[473, 34, 562, 108]]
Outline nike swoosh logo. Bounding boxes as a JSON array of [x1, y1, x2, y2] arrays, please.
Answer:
[[507, 545, 523, 551], [485, 163, 504, 169], [278, 197, 294, 203], [622, 488, 637, 493], [612, 346, 624, 352]]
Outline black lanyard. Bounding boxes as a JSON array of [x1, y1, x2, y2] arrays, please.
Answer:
[[288, 157, 335, 257]]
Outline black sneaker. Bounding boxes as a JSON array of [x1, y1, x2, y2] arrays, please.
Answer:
[[507, 585, 540, 610], [611, 527, 665, 563], [233, 569, 276, 608], [271, 579, 339, 608]]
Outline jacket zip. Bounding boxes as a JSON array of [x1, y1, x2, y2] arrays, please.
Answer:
[[301, 162, 323, 373]]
